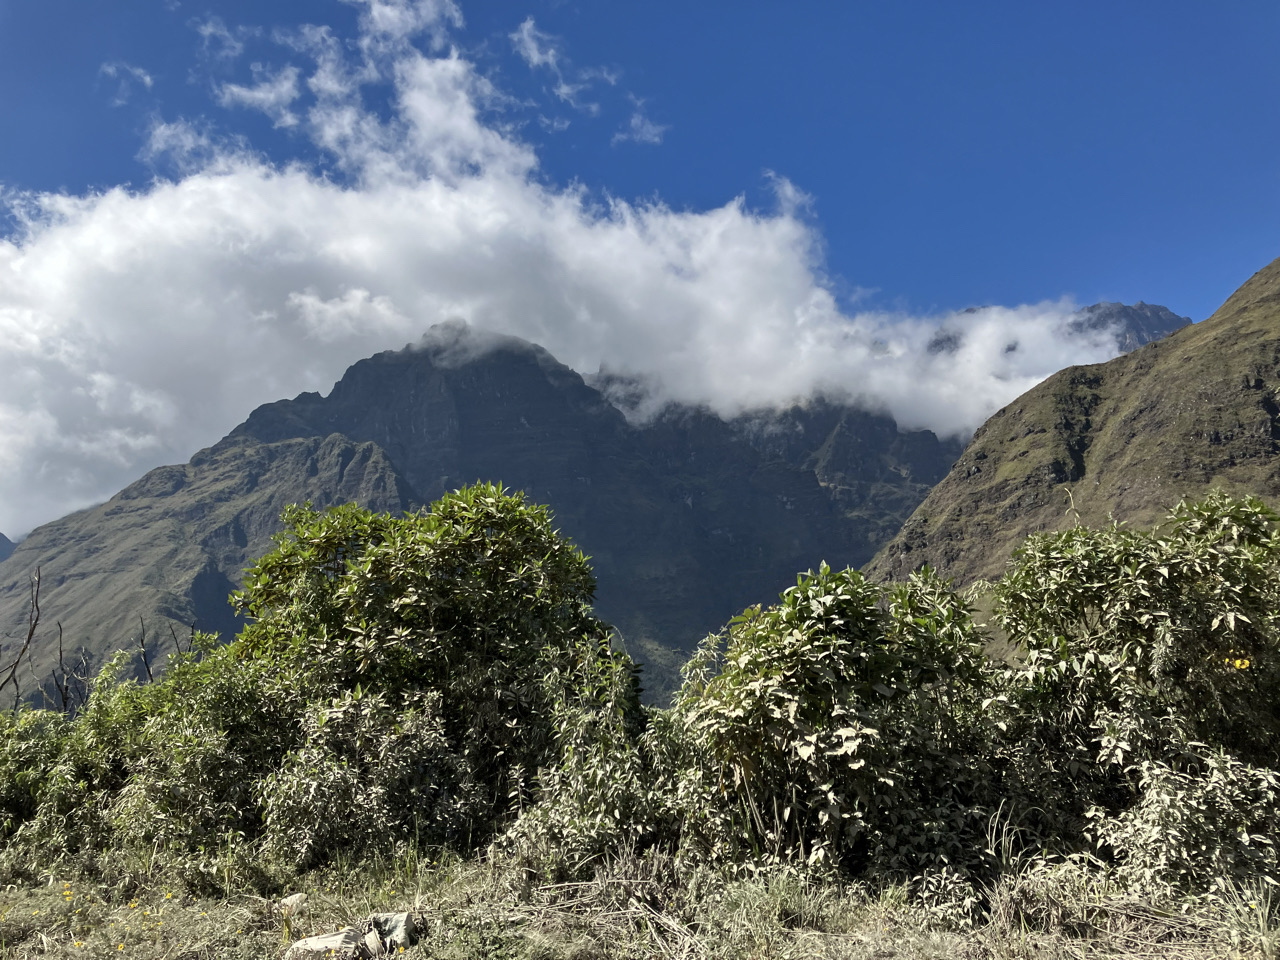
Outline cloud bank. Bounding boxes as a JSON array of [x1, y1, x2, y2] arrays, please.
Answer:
[[0, 0, 1124, 537]]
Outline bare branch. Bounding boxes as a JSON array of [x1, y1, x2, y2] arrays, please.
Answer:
[[0, 567, 40, 700], [138, 616, 154, 683], [52, 621, 71, 713]]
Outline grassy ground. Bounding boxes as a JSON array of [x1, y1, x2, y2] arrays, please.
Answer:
[[3, 850, 1276, 959]]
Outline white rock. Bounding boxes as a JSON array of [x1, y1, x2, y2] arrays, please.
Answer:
[[283, 927, 363, 960]]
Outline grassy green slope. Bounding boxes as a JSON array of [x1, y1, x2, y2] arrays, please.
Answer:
[[868, 256, 1280, 585]]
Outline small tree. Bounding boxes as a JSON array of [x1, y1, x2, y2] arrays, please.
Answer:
[[235, 483, 640, 861]]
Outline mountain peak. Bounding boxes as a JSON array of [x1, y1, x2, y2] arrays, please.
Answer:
[[0, 533, 13, 564], [1068, 301, 1192, 353], [411, 319, 550, 368]]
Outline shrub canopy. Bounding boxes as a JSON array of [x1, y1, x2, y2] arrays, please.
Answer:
[[2, 489, 1278, 900]]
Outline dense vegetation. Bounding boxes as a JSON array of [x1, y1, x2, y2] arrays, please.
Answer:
[[2, 484, 1279, 957]]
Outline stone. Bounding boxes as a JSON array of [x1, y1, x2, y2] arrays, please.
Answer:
[[283, 927, 363, 960], [279, 892, 309, 918], [369, 912, 417, 948]]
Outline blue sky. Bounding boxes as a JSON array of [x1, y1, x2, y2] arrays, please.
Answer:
[[4, 1, 1278, 318], [1, 0, 1278, 535]]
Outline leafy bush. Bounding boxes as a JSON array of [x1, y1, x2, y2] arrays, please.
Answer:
[[3, 487, 1279, 904], [234, 484, 637, 837], [0, 483, 641, 882], [989, 490, 1280, 889], [651, 565, 993, 877]]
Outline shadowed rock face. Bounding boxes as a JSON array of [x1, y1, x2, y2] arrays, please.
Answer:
[[225, 326, 962, 699], [0, 324, 960, 703], [868, 259, 1280, 587], [0, 534, 12, 564]]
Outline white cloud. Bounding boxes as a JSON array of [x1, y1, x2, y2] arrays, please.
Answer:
[[99, 61, 154, 106], [217, 64, 303, 127], [509, 17, 601, 113], [0, 7, 1129, 539], [195, 16, 248, 60], [343, 0, 463, 53], [510, 17, 559, 71], [612, 100, 667, 145]]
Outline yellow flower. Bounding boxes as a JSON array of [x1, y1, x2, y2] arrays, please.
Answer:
[[1235, 658, 1251, 669], [165, 892, 173, 900]]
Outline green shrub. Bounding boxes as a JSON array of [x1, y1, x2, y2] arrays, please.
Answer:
[[989, 490, 1280, 888], [656, 565, 993, 878], [0, 483, 642, 881], [4, 487, 1279, 903], [234, 484, 630, 838]]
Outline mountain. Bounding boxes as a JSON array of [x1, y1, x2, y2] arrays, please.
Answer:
[[0, 323, 959, 703], [0, 534, 12, 564], [868, 260, 1280, 586], [1069, 300, 1191, 352]]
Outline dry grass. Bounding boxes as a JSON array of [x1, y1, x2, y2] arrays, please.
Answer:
[[2, 851, 1274, 959]]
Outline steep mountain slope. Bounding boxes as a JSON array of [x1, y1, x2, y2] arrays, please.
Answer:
[[0, 534, 12, 564], [0, 323, 958, 703], [868, 258, 1280, 585], [224, 324, 957, 696]]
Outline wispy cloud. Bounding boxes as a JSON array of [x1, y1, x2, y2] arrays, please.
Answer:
[[99, 61, 154, 106], [217, 64, 303, 128], [612, 97, 667, 145], [510, 17, 560, 71], [342, 0, 463, 52], [0, 4, 1127, 538], [509, 17, 604, 115], [194, 16, 249, 60]]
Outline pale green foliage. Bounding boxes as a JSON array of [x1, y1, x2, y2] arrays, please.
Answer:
[[990, 490, 1280, 891], [260, 688, 470, 868], [498, 634, 649, 876], [652, 565, 992, 876], [236, 486, 638, 825], [1098, 751, 1280, 894], [0, 483, 640, 885], [3, 488, 1279, 909]]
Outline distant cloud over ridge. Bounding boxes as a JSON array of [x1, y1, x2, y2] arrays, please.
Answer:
[[0, 2, 1125, 537]]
